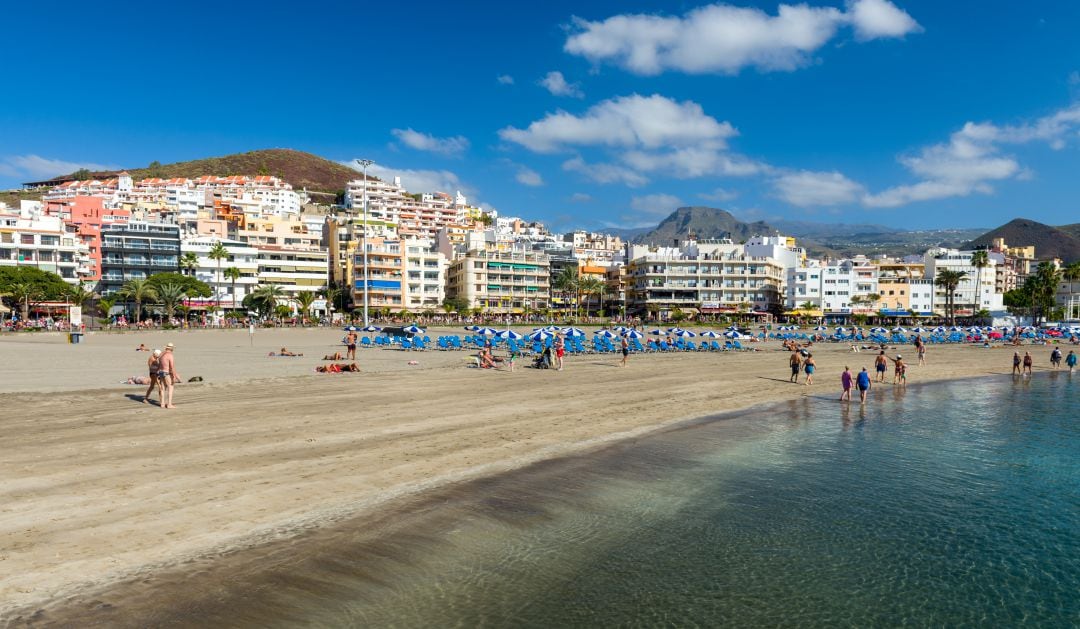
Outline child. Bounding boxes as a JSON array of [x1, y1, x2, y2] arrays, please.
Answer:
[[509, 349, 519, 372]]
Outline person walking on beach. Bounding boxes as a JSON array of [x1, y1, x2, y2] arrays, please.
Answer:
[[789, 349, 802, 383], [1050, 347, 1062, 370], [1066, 350, 1077, 373], [143, 349, 161, 404], [888, 354, 906, 385], [554, 334, 565, 371], [620, 335, 629, 367], [874, 351, 888, 382], [1012, 351, 1022, 375], [1023, 351, 1033, 376], [916, 337, 926, 366], [157, 343, 180, 409], [345, 331, 358, 360], [856, 367, 872, 404], [840, 366, 853, 401], [803, 352, 816, 386]]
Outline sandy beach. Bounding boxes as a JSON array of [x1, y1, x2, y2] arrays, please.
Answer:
[[0, 328, 1041, 621]]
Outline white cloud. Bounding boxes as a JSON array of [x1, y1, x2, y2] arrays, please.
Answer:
[[570, 192, 593, 203], [515, 166, 544, 187], [564, 0, 921, 76], [847, 0, 922, 41], [562, 157, 648, 187], [352, 162, 475, 198], [773, 170, 865, 206], [500, 93, 736, 153], [1, 155, 119, 180], [496, 74, 515, 85], [538, 71, 584, 98], [630, 193, 682, 215], [390, 128, 470, 156], [698, 187, 738, 202]]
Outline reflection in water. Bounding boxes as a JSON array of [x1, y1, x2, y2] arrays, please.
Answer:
[[27, 376, 1080, 628]]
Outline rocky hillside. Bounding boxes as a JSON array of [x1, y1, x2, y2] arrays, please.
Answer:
[[969, 218, 1080, 262], [632, 206, 775, 245]]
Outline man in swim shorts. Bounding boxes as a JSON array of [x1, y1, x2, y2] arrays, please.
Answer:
[[874, 350, 888, 382], [157, 343, 180, 409], [789, 349, 802, 383]]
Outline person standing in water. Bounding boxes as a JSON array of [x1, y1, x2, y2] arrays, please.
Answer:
[[856, 367, 872, 404], [840, 366, 853, 401], [803, 352, 816, 386], [1066, 350, 1077, 373], [1012, 351, 1022, 375], [874, 350, 888, 382]]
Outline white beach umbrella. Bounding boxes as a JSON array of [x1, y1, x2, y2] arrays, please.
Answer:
[[463, 324, 479, 331], [612, 326, 629, 333], [910, 327, 929, 334], [649, 328, 667, 335], [671, 329, 697, 338], [892, 326, 907, 333], [474, 327, 499, 336], [561, 327, 587, 337], [402, 325, 426, 335], [595, 329, 619, 339], [813, 325, 828, 331], [343, 325, 359, 332], [869, 327, 889, 335], [495, 330, 524, 340], [623, 330, 644, 339], [527, 330, 553, 341], [360, 325, 381, 332], [699, 330, 723, 338], [724, 331, 744, 339]]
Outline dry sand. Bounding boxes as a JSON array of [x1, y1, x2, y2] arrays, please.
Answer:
[[0, 328, 1035, 619]]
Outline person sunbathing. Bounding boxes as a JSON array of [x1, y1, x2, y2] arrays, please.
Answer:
[[322, 352, 344, 360], [126, 375, 153, 385], [316, 363, 360, 373], [479, 348, 496, 369], [270, 347, 303, 357], [136, 344, 149, 352]]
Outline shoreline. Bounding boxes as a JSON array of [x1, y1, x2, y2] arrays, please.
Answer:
[[0, 330, 1047, 620]]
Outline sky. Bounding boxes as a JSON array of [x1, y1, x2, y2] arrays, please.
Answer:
[[2, 1, 1080, 232]]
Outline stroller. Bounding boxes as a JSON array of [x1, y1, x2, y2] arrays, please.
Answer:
[[532, 347, 553, 369]]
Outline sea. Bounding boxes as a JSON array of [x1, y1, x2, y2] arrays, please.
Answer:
[[37, 373, 1080, 627]]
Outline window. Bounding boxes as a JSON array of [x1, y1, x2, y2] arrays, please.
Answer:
[[20, 234, 34, 245]]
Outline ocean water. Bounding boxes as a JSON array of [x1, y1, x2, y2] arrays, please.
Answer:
[[40, 374, 1080, 627]]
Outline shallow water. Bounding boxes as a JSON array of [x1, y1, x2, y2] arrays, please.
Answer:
[[33, 374, 1080, 627]]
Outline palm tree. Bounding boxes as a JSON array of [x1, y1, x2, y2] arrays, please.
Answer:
[[577, 276, 603, 317], [248, 283, 285, 318], [119, 278, 158, 324], [552, 267, 579, 318], [970, 250, 990, 314], [935, 269, 967, 326], [7, 282, 43, 322], [223, 266, 242, 310], [293, 291, 316, 324], [64, 283, 95, 309], [274, 303, 293, 323], [180, 252, 199, 277], [155, 282, 188, 321], [96, 295, 117, 321], [207, 241, 230, 306], [1029, 262, 1062, 326]]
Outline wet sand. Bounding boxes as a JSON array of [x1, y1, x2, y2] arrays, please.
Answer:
[[0, 328, 1034, 621]]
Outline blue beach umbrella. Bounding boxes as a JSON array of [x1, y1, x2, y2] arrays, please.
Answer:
[[595, 329, 619, 339], [612, 326, 629, 333], [910, 327, 929, 334], [672, 329, 697, 338], [361, 325, 381, 332], [869, 327, 888, 335], [402, 325, 426, 335], [562, 327, 587, 337], [463, 324, 479, 331], [813, 325, 828, 332], [892, 326, 907, 333], [724, 330, 744, 339], [495, 330, 523, 340], [473, 327, 499, 336], [699, 330, 723, 338], [527, 330, 553, 341], [343, 325, 359, 332], [649, 328, 668, 335], [623, 330, 644, 339]]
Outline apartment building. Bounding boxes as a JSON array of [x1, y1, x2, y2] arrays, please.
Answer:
[[923, 248, 1003, 316], [0, 204, 89, 284], [344, 176, 468, 239], [43, 196, 131, 281], [402, 240, 448, 312], [446, 247, 551, 314], [180, 236, 259, 309], [624, 240, 785, 316], [99, 222, 180, 295]]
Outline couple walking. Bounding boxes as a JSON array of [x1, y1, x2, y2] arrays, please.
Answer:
[[144, 343, 181, 408]]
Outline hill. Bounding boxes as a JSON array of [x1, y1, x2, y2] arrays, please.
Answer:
[[70, 149, 364, 195], [632, 206, 775, 245], [969, 218, 1080, 262]]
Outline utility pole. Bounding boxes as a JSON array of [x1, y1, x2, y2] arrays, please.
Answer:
[[356, 159, 374, 327]]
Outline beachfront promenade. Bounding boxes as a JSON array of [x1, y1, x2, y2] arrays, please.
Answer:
[[0, 327, 1065, 619]]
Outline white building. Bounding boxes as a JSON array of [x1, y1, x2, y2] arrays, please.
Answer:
[[923, 248, 1003, 316], [180, 236, 259, 309], [0, 203, 90, 284], [787, 258, 877, 318], [402, 239, 448, 312]]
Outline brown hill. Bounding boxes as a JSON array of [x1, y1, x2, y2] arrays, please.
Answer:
[[632, 206, 775, 245], [969, 218, 1080, 262], [71, 149, 365, 195]]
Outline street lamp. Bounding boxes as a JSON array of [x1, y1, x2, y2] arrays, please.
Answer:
[[355, 159, 374, 327]]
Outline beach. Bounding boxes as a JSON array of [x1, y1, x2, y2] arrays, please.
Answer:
[[0, 328, 1042, 620]]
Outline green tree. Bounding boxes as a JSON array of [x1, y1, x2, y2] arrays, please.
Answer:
[[146, 160, 164, 178], [577, 276, 603, 317], [207, 242, 230, 305], [0, 267, 70, 321], [1027, 262, 1062, 326], [223, 267, 242, 310], [293, 291, 316, 324], [935, 269, 967, 326], [119, 278, 158, 323], [154, 282, 188, 321], [5, 282, 43, 321], [442, 296, 469, 314], [970, 250, 990, 314], [552, 267, 579, 318], [246, 283, 285, 317], [97, 295, 117, 320], [146, 272, 211, 298], [274, 303, 293, 322], [71, 168, 92, 180], [63, 283, 96, 308], [180, 251, 199, 276], [1063, 261, 1080, 320]]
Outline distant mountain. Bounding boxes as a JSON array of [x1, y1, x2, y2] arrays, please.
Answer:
[[631, 206, 775, 245], [65, 149, 362, 196], [1057, 223, 1080, 241], [969, 218, 1080, 262], [771, 220, 902, 239]]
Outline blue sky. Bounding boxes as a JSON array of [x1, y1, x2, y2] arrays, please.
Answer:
[[3, 1, 1080, 232]]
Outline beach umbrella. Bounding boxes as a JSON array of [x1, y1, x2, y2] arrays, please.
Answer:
[[562, 327, 587, 337], [527, 330, 553, 341], [892, 326, 907, 333], [595, 329, 619, 339], [343, 325, 359, 332], [649, 328, 668, 335], [777, 325, 797, 331], [727, 324, 742, 331], [699, 330, 723, 338], [869, 327, 889, 335], [612, 326, 629, 333], [910, 327, 929, 334], [724, 330, 744, 339], [463, 324, 479, 331], [402, 325, 426, 335], [812, 325, 828, 332], [948, 326, 964, 332], [623, 330, 644, 339], [474, 326, 498, 336], [360, 325, 381, 332], [495, 330, 523, 340], [932, 326, 947, 334], [671, 329, 697, 338]]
